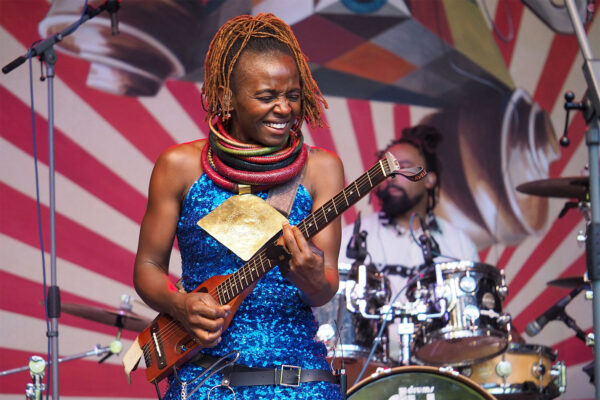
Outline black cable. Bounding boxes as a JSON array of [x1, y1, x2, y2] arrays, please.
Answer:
[[27, 45, 52, 400]]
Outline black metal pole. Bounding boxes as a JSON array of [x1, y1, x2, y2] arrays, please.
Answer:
[[564, 2, 600, 399]]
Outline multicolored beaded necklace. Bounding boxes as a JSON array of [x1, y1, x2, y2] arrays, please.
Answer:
[[201, 117, 307, 193]]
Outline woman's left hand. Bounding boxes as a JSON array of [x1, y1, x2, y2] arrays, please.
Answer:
[[281, 222, 327, 292]]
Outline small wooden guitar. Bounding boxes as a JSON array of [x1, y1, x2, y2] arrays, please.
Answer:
[[136, 152, 425, 384]]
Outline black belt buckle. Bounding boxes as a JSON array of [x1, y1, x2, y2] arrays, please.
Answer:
[[279, 365, 302, 387]]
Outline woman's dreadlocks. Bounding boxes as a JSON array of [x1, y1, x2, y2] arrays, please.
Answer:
[[202, 13, 327, 128]]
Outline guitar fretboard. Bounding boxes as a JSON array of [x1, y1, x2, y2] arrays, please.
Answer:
[[215, 157, 396, 305]]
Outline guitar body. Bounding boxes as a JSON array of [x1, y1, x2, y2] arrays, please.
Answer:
[[139, 273, 256, 383]]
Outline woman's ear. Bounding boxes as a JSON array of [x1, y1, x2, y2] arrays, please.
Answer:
[[217, 86, 234, 117]]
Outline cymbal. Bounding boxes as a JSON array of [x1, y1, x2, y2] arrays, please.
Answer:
[[547, 276, 589, 289], [61, 302, 152, 332], [516, 177, 589, 201]]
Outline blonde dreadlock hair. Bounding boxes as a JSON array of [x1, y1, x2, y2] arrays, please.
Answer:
[[202, 13, 328, 129]]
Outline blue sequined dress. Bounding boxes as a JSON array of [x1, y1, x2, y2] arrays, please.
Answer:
[[164, 174, 343, 399]]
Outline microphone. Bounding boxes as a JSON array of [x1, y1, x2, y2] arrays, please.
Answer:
[[525, 286, 583, 336], [105, 0, 120, 36], [416, 214, 439, 265], [346, 212, 367, 262], [422, 218, 440, 254]]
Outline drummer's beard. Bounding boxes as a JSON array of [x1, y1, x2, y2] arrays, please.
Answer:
[[378, 184, 424, 222]]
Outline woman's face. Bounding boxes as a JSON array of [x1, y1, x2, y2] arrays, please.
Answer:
[[228, 50, 302, 147]]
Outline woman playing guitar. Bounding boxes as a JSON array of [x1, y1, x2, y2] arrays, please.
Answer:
[[133, 13, 345, 399]]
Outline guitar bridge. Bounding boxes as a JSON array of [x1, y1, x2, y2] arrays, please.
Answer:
[[150, 323, 167, 370]]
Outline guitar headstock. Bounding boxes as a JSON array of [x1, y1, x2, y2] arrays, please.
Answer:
[[384, 151, 428, 182]]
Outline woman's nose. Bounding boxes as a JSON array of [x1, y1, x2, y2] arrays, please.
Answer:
[[274, 97, 291, 115]]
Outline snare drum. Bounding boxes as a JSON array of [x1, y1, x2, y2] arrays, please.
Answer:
[[408, 261, 510, 366], [464, 343, 565, 399], [348, 366, 497, 399]]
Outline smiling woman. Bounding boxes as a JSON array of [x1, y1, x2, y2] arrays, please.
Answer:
[[228, 51, 302, 147], [132, 13, 345, 400]]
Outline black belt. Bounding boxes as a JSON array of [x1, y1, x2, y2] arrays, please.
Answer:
[[191, 353, 340, 388]]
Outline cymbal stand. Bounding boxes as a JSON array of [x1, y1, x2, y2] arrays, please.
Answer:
[[0, 341, 123, 399], [0, 340, 124, 378], [564, 1, 600, 397], [2, 4, 119, 399], [26, 356, 45, 400]]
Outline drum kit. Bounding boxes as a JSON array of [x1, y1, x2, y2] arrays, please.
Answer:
[[315, 175, 594, 399]]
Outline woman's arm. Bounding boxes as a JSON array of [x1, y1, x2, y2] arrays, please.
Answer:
[[133, 141, 230, 347]]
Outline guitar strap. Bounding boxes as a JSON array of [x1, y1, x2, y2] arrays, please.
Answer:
[[269, 150, 325, 275], [265, 148, 308, 218]]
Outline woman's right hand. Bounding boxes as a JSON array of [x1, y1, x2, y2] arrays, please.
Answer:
[[172, 292, 232, 348]]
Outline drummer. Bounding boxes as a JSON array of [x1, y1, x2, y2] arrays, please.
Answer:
[[338, 124, 479, 362]]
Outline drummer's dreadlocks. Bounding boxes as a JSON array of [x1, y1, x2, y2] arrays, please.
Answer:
[[378, 125, 443, 221], [202, 13, 327, 128]]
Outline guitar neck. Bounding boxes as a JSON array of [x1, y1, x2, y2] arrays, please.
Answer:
[[296, 158, 396, 241], [215, 156, 399, 305]]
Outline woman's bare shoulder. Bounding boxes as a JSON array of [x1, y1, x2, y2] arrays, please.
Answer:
[[304, 146, 344, 199], [151, 139, 207, 199]]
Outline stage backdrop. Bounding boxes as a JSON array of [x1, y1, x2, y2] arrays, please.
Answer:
[[1, 0, 598, 399]]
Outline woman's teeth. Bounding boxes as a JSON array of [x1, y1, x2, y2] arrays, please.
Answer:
[[264, 122, 287, 129]]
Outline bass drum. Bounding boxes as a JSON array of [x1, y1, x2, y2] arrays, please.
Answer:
[[348, 366, 497, 400]]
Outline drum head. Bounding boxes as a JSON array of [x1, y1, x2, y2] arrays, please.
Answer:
[[348, 366, 496, 399]]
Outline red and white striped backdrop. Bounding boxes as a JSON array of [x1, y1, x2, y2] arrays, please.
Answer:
[[0, 1, 598, 399]]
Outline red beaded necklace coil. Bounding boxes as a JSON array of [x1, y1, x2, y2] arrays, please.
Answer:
[[201, 117, 307, 193]]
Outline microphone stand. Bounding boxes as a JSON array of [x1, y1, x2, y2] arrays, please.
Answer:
[[558, 310, 589, 344], [564, 1, 600, 397], [419, 234, 434, 267], [2, 4, 118, 400]]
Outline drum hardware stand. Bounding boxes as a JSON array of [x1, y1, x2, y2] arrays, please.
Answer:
[[2, 3, 121, 399], [26, 356, 46, 400], [563, 4, 600, 397], [381, 298, 448, 366], [332, 321, 348, 400], [397, 316, 414, 366], [552, 361, 568, 395]]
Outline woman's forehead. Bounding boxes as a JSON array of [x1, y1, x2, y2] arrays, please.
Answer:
[[232, 51, 299, 88]]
